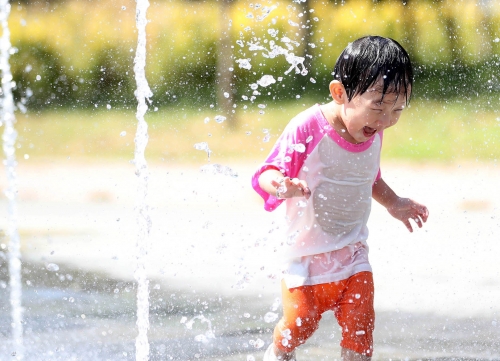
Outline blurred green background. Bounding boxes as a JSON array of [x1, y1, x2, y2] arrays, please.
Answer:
[[6, 0, 500, 163]]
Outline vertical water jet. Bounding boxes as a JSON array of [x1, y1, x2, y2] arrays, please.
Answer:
[[133, 0, 153, 359], [0, 0, 23, 359]]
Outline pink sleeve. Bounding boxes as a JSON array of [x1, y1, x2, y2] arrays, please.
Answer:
[[251, 108, 324, 211]]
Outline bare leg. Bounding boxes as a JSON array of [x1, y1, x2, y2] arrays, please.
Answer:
[[341, 348, 371, 361], [273, 345, 296, 361]]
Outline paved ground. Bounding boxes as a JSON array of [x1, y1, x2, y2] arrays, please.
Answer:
[[0, 159, 499, 360]]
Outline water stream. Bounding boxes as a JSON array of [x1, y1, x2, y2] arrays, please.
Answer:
[[0, 0, 23, 358], [133, 0, 154, 359]]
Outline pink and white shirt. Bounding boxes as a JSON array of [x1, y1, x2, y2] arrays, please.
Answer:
[[252, 104, 383, 288]]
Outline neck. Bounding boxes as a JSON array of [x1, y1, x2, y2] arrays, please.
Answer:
[[320, 102, 361, 144]]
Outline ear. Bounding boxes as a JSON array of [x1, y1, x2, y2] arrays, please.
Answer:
[[329, 80, 346, 104]]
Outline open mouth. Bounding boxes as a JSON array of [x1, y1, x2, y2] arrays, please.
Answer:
[[363, 126, 377, 137]]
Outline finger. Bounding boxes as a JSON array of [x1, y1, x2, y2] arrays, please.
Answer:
[[421, 207, 429, 222], [413, 204, 429, 221], [270, 179, 281, 188], [303, 187, 311, 199], [271, 177, 288, 189], [403, 219, 413, 233]]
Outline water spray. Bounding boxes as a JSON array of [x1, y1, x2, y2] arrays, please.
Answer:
[[133, 0, 153, 359], [0, 0, 24, 359]]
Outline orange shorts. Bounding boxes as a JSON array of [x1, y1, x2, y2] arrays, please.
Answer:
[[273, 271, 375, 357]]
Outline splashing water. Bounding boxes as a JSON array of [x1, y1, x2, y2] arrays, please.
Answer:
[[214, 115, 226, 123], [256, 75, 276, 87], [133, 0, 153, 358], [194, 141, 212, 160], [0, 0, 23, 358], [200, 163, 238, 177], [289, 143, 306, 153], [182, 315, 216, 344], [236, 58, 252, 70]]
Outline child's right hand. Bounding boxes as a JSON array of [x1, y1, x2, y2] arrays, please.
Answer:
[[271, 176, 311, 200]]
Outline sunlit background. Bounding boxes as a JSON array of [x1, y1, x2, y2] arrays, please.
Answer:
[[5, 0, 500, 163]]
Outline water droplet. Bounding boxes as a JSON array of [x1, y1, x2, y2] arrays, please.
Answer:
[[290, 143, 305, 153], [257, 75, 276, 87], [264, 312, 279, 323], [253, 338, 265, 349], [236, 58, 252, 70], [268, 28, 279, 37], [263, 134, 271, 143], [194, 142, 212, 159], [214, 115, 226, 123], [106, 104, 111, 110], [286, 231, 299, 245], [121, 5, 126, 10], [296, 200, 307, 208], [120, 131, 126, 137], [200, 164, 238, 178], [46, 263, 59, 272]]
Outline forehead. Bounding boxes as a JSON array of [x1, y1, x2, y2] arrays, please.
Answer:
[[364, 84, 410, 104]]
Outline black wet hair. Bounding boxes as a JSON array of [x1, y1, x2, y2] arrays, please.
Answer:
[[332, 36, 413, 105]]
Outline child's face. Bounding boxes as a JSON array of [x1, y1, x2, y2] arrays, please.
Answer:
[[340, 80, 409, 144]]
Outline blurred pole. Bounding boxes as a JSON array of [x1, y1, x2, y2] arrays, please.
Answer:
[[440, 0, 463, 65], [478, 0, 494, 57], [400, 1, 419, 64], [0, 0, 24, 359], [216, 0, 236, 129]]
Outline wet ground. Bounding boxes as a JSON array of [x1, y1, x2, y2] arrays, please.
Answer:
[[0, 160, 499, 360]]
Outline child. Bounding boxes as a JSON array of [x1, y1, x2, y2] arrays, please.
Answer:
[[252, 36, 429, 361]]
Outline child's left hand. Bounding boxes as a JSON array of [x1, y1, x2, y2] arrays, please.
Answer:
[[386, 197, 429, 232]]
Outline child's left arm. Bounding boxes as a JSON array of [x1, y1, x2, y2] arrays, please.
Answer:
[[372, 178, 429, 232]]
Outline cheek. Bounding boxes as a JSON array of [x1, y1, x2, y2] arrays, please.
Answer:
[[389, 116, 400, 127]]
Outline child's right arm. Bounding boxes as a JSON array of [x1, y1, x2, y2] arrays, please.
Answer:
[[258, 169, 311, 200]]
